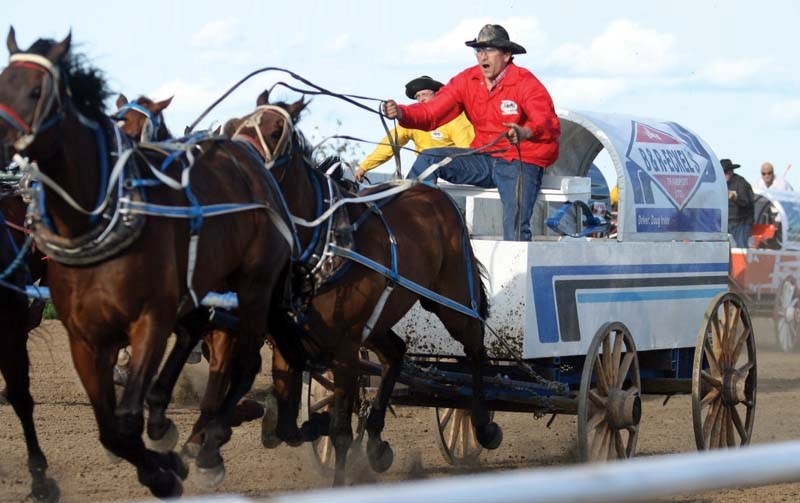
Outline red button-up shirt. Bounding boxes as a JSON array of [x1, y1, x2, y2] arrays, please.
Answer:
[[398, 63, 560, 167]]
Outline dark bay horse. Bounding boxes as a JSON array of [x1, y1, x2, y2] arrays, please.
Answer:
[[110, 93, 267, 480], [0, 208, 59, 502], [225, 93, 501, 485], [0, 28, 293, 498]]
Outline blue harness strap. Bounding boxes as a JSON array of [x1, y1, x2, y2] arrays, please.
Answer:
[[328, 244, 480, 320]]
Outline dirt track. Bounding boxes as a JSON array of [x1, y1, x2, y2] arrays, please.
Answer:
[[2, 317, 800, 503]]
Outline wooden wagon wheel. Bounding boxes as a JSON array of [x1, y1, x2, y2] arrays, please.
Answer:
[[773, 277, 799, 353], [433, 407, 494, 465], [577, 321, 641, 462], [300, 351, 372, 475], [692, 292, 757, 450]]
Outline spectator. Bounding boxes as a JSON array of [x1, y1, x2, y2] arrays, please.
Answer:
[[383, 24, 560, 241], [723, 158, 755, 248], [354, 76, 474, 183], [754, 161, 793, 191]]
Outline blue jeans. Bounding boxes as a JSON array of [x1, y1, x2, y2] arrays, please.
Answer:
[[729, 221, 752, 248], [408, 147, 544, 241]]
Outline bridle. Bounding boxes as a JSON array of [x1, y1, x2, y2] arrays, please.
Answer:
[[0, 53, 63, 151], [113, 101, 162, 143], [231, 105, 293, 163]]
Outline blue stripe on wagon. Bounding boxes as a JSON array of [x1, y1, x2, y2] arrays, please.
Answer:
[[577, 287, 724, 303], [532, 262, 729, 344]]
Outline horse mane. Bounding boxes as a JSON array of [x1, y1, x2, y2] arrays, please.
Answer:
[[25, 39, 111, 121]]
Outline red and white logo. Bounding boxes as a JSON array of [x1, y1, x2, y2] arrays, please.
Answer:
[[627, 122, 705, 209]]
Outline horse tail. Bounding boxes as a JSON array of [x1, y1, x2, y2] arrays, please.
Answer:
[[475, 257, 490, 321]]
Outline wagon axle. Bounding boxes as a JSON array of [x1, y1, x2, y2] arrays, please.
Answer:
[[606, 388, 642, 430]]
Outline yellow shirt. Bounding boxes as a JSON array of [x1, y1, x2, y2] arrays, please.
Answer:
[[359, 113, 474, 172]]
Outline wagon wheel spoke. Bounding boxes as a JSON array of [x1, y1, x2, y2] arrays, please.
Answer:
[[587, 410, 606, 432], [309, 394, 334, 414], [709, 404, 725, 448], [703, 338, 722, 378], [710, 314, 724, 360], [588, 389, 606, 408], [700, 369, 723, 390], [737, 361, 755, 375], [311, 372, 335, 391], [613, 430, 626, 459], [319, 436, 332, 465], [723, 302, 741, 355], [611, 331, 623, 385], [594, 357, 609, 395], [460, 413, 472, 458], [591, 425, 610, 461], [700, 387, 720, 408], [730, 325, 752, 364], [616, 352, 635, 388], [702, 399, 720, 449], [602, 336, 612, 384], [725, 405, 737, 447], [438, 408, 455, 431], [446, 411, 463, 452], [730, 406, 749, 444]]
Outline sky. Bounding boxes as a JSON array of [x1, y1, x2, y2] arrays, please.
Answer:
[[4, 0, 800, 187]]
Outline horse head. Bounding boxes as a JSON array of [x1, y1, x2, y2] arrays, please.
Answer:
[[0, 27, 72, 151], [113, 93, 173, 142]]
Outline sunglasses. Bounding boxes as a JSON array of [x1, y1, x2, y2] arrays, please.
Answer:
[[762, 171, 774, 175]]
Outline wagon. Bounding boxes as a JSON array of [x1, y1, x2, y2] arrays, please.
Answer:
[[730, 189, 800, 352], [301, 109, 756, 471]]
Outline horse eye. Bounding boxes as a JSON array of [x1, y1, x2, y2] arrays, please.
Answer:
[[29, 86, 41, 100]]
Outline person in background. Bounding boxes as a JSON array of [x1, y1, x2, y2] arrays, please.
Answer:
[[382, 24, 560, 241], [723, 158, 755, 248], [354, 76, 474, 183], [754, 161, 793, 191]]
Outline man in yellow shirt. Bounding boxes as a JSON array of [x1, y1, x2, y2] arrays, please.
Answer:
[[354, 76, 474, 182]]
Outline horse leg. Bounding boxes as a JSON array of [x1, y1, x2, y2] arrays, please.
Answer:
[[363, 329, 406, 473], [193, 333, 263, 489], [145, 316, 205, 453], [0, 327, 59, 503], [67, 334, 186, 499], [330, 363, 359, 487], [426, 301, 502, 451], [182, 326, 234, 463]]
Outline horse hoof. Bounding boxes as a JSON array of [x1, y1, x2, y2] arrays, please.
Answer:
[[31, 477, 60, 503], [476, 422, 503, 450], [162, 451, 189, 480], [149, 470, 183, 499], [194, 463, 226, 490], [180, 441, 201, 462], [232, 399, 264, 427], [261, 393, 282, 448], [104, 449, 122, 464], [145, 420, 179, 453], [367, 440, 394, 473]]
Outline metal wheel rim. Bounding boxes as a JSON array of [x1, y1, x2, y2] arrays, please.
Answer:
[[577, 321, 641, 462], [433, 407, 493, 465], [692, 292, 757, 450]]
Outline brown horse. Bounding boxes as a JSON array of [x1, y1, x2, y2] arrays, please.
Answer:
[[0, 28, 293, 498], [109, 93, 267, 479], [226, 92, 501, 485], [0, 208, 59, 502], [113, 94, 173, 142]]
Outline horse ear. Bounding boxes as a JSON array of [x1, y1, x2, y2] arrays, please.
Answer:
[[7, 26, 19, 55], [287, 98, 308, 122], [222, 118, 242, 138], [152, 96, 173, 114], [116, 94, 128, 108], [212, 125, 222, 136], [45, 30, 71, 63], [256, 90, 269, 106]]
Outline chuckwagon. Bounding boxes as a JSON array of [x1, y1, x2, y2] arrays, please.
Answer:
[[302, 109, 757, 469], [730, 189, 800, 352]]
